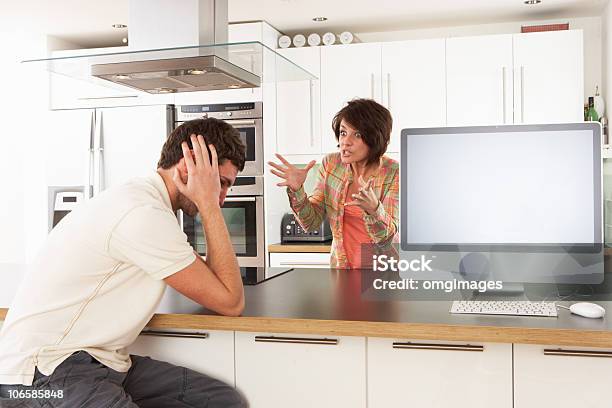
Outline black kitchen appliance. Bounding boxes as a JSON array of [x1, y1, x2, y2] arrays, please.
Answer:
[[281, 213, 332, 243]]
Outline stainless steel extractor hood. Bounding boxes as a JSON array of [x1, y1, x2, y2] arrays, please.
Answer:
[[22, 0, 317, 92], [91, 0, 260, 93], [91, 55, 260, 94]]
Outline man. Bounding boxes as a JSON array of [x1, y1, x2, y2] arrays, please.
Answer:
[[0, 118, 247, 407]]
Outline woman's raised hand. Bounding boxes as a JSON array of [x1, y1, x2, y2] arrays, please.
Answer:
[[345, 175, 380, 215], [268, 153, 316, 192]]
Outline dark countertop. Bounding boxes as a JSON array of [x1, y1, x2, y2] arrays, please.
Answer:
[[3, 268, 612, 347], [150, 268, 612, 347]]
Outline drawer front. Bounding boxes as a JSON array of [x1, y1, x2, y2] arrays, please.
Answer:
[[127, 329, 235, 386], [514, 343, 612, 408], [235, 332, 366, 408], [269, 252, 331, 268], [368, 337, 512, 408]]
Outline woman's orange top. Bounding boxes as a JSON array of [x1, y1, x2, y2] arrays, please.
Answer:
[[342, 204, 373, 269]]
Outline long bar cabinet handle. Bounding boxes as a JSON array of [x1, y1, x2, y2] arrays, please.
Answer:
[[543, 349, 612, 358], [87, 111, 96, 199], [370, 73, 375, 99], [393, 342, 484, 352], [278, 261, 330, 266], [141, 330, 209, 339], [520, 65, 525, 123], [255, 336, 338, 345], [502, 66, 507, 124], [386, 72, 391, 109]]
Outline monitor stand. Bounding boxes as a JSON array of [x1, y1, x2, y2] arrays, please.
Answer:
[[476, 282, 525, 296]]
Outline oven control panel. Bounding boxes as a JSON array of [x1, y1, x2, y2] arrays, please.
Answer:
[[176, 102, 262, 121]]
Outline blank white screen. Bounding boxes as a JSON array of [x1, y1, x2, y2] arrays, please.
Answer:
[[405, 130, 595, 244]]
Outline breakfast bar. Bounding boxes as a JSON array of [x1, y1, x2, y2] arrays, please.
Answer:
[[2, 268, 612, 407], [2, 268, 612, 347]]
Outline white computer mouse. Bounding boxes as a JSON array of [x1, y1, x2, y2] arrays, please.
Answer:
[[569, 302, 606, 319]]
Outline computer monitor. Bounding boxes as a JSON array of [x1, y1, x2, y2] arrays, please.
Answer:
[[400, 123, 603, 284]]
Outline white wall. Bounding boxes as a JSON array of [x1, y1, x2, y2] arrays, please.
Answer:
[[0, 19, 50, 305], [357, 16, 602, 104]]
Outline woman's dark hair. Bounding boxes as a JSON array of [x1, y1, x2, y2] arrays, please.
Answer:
[[158, 118, 245, 171], [332, 98, 393, 165]]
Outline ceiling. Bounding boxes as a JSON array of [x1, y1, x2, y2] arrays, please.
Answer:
[[2, 0, 608, 48]]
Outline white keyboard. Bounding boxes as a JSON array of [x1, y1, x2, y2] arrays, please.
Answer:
[[450, 301, 558, 317]]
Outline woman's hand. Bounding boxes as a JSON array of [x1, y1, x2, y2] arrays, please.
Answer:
[[268, 153, 315, 192], [345, 175, 380, 215]]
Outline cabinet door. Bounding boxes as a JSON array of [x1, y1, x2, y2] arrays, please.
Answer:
[[276, 47, 321, 155], [446, 34, 513, 126], [382, 39, 446, 153], [513, 30, 583, 124], [269, 252, 331, 268], [320, 43, 382, 153], [235, 331, 365, 408], [368, 337, 512, 408], [98, 105, 170, 190], [127, 329, 235, 386], [514, 343, 612, 408]]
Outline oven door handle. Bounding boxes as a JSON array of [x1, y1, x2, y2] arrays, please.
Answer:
[[225, 119, 257, 126], [224, 197, 257, 202]]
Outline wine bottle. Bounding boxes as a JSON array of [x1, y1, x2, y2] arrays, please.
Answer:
[[586, 96, 599, 121]]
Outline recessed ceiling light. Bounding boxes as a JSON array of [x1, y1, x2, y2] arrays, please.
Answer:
[[524, 0, 541, 4], [312, 17, 327, 22], [228, 84, 241, 89], [113, 74, 130, 80], [187, 69, 207, 75], [121, 37, 128, 44], [112, 24, 127, 29]]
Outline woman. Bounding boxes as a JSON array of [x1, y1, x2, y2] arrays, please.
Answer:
[[269, 98, 399, 269]]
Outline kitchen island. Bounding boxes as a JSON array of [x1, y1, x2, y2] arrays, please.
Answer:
[[2, 267, 612, 347], [2, 268, 612, 407]]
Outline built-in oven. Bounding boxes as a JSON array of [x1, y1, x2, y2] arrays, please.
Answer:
[[182, 176, 266, 284], [175, 102, 263, 175]]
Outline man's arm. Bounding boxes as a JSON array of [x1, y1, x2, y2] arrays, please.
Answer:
[[164, 134, 244, 316]]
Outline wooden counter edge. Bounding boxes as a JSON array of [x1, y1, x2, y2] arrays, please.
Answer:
[[268, 244, 331, 253], [146, 313, 612, 349], [2, 308, 612, 348]]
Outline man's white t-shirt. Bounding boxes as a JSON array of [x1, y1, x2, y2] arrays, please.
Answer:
[[0, 173, 196, 385]]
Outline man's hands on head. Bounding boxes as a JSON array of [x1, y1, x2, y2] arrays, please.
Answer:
[[173, 134, 221, 212]]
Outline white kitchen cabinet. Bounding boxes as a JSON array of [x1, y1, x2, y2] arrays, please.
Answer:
[[382, 39, 447, 152], [513, 30, 583, 124], [446, 34, 513, 126], [97, 105, 171, 190], [127, 329, 235, 386], [514, 343, 612, 408], [276, 47, 321, 155], [368, 337, 512, 408], [446, 30, 583, 126], [235, 331, 366, 408], [269, 252, 331, 268], [320, 43, 382, 153]]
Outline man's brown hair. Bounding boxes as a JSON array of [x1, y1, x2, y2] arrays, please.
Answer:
[[158, 118, 246, 171], [332, 98, 393, 165]]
